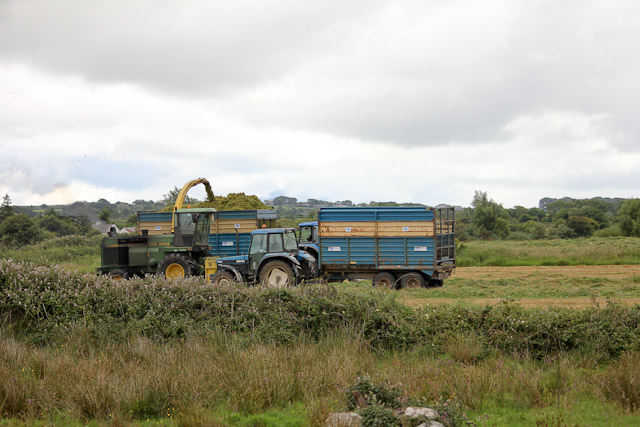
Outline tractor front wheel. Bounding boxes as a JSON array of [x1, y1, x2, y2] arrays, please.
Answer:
[[259, 260, 295, 288], [211, 270, 238, 286], [157, 254, 196, 279]]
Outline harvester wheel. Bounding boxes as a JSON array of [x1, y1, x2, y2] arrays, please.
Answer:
[[211, 270, 238, 286], [259, 260, 295, 288], [158, 254, 196, 279], [399, 273, 425, 289], [109, 269, 129, 280], [372, 272, 397, 289]]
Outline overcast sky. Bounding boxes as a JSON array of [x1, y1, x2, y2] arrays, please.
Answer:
[[1, 0, 639, 208]]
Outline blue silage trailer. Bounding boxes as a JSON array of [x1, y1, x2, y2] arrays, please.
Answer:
[[317, 206, 455, 288]]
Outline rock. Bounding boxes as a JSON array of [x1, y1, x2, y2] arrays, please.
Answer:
[[324, 412, 363, 426], [417, 422, 445, 427], [404, 406, 439, 419]]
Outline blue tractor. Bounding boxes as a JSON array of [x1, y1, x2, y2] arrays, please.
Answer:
[[210, 228, 317, 287]]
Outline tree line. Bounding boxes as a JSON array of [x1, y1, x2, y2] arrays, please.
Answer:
[[457, 191, 640, 240]]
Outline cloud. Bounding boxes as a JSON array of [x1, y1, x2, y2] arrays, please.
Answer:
[[1, 1, 639, 209]]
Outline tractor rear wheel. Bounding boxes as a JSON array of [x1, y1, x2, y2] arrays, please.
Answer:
[[157, 254, 196, 279], [259, 260, 295, 288]]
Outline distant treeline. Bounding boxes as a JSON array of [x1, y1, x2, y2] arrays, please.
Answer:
[[456, 191, 640, 240], [2, 190, 639, 246]]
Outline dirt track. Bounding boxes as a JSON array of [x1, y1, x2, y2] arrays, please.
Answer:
[[452, 265, 640, 280]]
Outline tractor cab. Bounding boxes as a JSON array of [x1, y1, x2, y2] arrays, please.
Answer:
[[173, 208, 214, 248], [297, 221, 319, 260]]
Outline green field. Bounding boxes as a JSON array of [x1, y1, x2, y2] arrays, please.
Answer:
[[1, 236, 640, 425]]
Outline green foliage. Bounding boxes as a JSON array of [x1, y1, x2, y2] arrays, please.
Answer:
[[619, 199, 640, 237], [567, 215, 597, 237], [0, 194, 15, 223], [359, 405, 399, 426], [346, 375, 402, 410], [471, 191, 509, 239], [0, 214, 44, 247], [3, 260, 640, 360], [98, 207, 111, 222]]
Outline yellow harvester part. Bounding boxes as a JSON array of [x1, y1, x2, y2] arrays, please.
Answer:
[[171, 177, 214, 232]]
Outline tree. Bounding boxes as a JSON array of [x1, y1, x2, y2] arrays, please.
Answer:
[[0, 214, 44, 246], [471, 191, 509, 239], [162, 186, 197, 206], [619, 199, 640, 237], [37, 210, 78, 236], [98, 207, 111, 223], [0, 194, 14, 223], [567, 215, 597, 237]]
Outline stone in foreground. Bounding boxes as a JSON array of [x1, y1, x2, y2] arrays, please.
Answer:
[[324, 412, 363, 426], [404, 406, 439, 419]]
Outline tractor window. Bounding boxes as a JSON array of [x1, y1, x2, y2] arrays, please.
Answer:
[[194, 213, 210, 245], [284, 231, 297, 252], [268, 234, 283, 253], [249, 234, 267, 271], [299, 226, 312, 242], [177, 213, 196, 234]]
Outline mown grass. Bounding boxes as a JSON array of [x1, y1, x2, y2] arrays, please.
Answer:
[[457, 237, 640, 266]]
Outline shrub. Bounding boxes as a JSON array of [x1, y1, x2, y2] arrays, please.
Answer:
[[345, 375, 402, 410], [0, 215, 44, 247], [359, 405, 399, 426]]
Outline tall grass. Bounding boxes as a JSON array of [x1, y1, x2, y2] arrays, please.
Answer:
[[1, 329, 640, 425], [0, 235, 101, 273], [457, 237, 640, 266]]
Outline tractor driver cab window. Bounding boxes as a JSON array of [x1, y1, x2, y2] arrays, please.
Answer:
[[300, 226, 312, 242], [178, 213, 196, 234], [268, 234, 283, 253]]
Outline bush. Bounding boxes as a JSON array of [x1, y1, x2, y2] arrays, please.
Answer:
[[2, 260, 640, 359], [0, 215, 44, 247], [345, 375, 402, 410], [594, 225, 623, 237]]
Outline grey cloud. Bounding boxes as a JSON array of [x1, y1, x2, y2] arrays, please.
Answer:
[[0, 0, 378, 93], [1, 0, 639, 151]]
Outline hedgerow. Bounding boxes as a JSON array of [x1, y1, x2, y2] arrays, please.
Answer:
[[1, 259, 640, 358]]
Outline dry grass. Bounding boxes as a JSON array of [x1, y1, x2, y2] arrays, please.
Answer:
[[1, 329, 640, 424]]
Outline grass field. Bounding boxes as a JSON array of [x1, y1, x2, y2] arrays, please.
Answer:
[[1, 236, 640, 425]]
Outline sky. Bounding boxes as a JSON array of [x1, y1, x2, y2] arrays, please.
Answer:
[[1, 0, 639, 209]]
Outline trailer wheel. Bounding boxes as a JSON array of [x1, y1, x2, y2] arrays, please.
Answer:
[[109, 269, 129, 280], [399, 273, 425, 288], [158, 254, 196, 279], [211, 270, 238, 286], [372, 272, 397, 289], [259, 260, 295, 288]]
